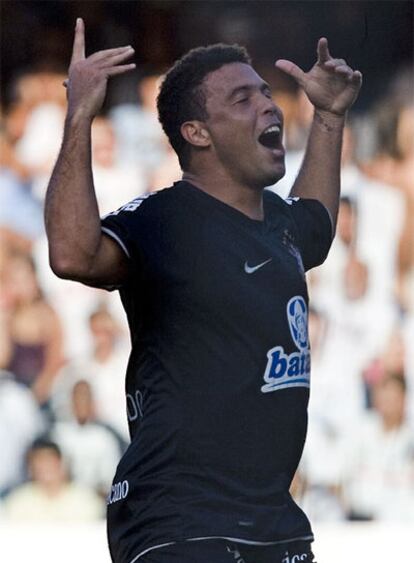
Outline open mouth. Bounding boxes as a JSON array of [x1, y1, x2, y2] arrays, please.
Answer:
[[258, 124, 282, 150]]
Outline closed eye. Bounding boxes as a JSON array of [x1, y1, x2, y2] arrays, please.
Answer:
[[235, 97, 249, 104], [262, 86, 272, 99]]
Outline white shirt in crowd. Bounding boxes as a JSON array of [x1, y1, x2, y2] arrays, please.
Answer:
[[52, 420, 122, 493], [0, 373, 45, 494], [341, 413, 414, 521]]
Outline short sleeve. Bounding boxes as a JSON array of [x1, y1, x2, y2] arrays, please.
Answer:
[[285, 197, 333, 271], [100, 194, 155, 263], [99, 194, 160, 291]]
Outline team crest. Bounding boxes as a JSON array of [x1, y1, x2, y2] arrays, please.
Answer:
[[287, 296, 308, 350], [261, 296, 310, 393]]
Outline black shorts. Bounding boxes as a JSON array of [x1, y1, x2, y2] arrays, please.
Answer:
[[139, 539, 316, 563]]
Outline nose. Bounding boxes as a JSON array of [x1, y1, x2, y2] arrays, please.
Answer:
[[261, 93, 283, 121]]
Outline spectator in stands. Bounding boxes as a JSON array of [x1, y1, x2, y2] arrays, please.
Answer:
[[110, 69, 168, 187], [0, 368, 45, 496], [309, 196, 361, 308], [52, 380, 123, 497], [28, 114, 142, 361], [363, 326, 406, 397], [306, 199, 371, 427], [341, 373, 414, 521], [343, 252, 369, 302], [340, 122, 407, 316], [0, 160, 43, 251], [362, 322, 414, 428], [0, 98, 44, 251], [273, 92, 406, 321], [296, 307, 346, 522], [91, 116, 146, 216], [13, 70, 67, 200], [1, 251, 64, 405], [362, 90, 414, 312], [308, 124, 404, 402], [52, 306, 129, 440], [363, 97, 414, 196], [405, 314, 414, 428], [148, 141, 181, 192], [3, 438, 104, 521]]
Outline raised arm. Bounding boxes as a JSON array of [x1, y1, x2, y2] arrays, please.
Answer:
[[45, 18, 136, 287], [276, 38, 362, 233]]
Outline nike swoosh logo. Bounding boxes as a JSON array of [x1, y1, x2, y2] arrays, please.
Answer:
[[244, 258, 272, 274]]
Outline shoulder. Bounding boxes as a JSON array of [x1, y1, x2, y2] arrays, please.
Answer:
[[284, 194, 333, 240], [264, 189, 324, 223], [100, 185, 185, 266], [264, 189, 308, 211], [265, 191, 334, 269], [103, 184, 181, 220], [263, 188, 294, 216], [5, 483, 37, 504]]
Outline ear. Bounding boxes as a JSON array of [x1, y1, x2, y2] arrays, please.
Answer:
[[180, 121, 211, 148]]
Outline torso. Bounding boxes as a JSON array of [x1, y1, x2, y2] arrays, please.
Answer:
[[101, 182, 331, 563]]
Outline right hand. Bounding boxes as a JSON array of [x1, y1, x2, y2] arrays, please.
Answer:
[[65, 18, 135, 121]]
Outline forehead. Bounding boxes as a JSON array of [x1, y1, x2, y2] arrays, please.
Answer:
[[30, 448, 60, 461], [203, 62, 266, 101]]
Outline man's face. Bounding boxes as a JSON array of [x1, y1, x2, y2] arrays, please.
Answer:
[[373, 380, 405, 426], [29, 448, 66, 487], [201, 63, 285, 189]]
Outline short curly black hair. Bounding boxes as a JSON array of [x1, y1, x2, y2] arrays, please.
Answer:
[[157, 44, 251, 169]]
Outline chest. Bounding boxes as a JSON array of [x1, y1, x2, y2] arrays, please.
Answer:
[[141, 209, 308, 337]]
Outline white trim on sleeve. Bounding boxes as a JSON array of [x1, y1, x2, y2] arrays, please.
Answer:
[[101, 226, 130, 258], [319, 202, 335, 241]]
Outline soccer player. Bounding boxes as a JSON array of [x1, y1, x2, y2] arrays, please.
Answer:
[[45, 18, 362, 563]]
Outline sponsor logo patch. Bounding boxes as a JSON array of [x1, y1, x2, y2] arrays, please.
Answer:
[[244, 258, 272, 274], [261, 296, 310, 393], [126, 389, 144, 422], [106, 480, 129, 505], [102, 193, 155, 218]]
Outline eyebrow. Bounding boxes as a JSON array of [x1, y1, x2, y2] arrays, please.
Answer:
[[227, 81, 271, 100]]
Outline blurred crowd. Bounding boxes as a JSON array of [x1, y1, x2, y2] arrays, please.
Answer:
[[0, 58, 413, 524]]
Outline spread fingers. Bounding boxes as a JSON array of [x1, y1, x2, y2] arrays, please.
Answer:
[[88, 46, 134, 64], [106, 63, 136, 77]]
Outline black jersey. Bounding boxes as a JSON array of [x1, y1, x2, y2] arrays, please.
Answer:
[[101, 181, 332, 563]]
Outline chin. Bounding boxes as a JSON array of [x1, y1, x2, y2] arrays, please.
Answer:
[[260, 164, 286, 189]]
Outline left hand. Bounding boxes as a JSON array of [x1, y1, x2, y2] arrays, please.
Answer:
[[275, 38, 362, 116]]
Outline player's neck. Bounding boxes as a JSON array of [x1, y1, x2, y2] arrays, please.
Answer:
[[182, 170, 264, 221]]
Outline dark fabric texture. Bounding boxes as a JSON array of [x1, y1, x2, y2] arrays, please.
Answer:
[[102, 182, 332, 563], [140, 539, 316, 563]]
